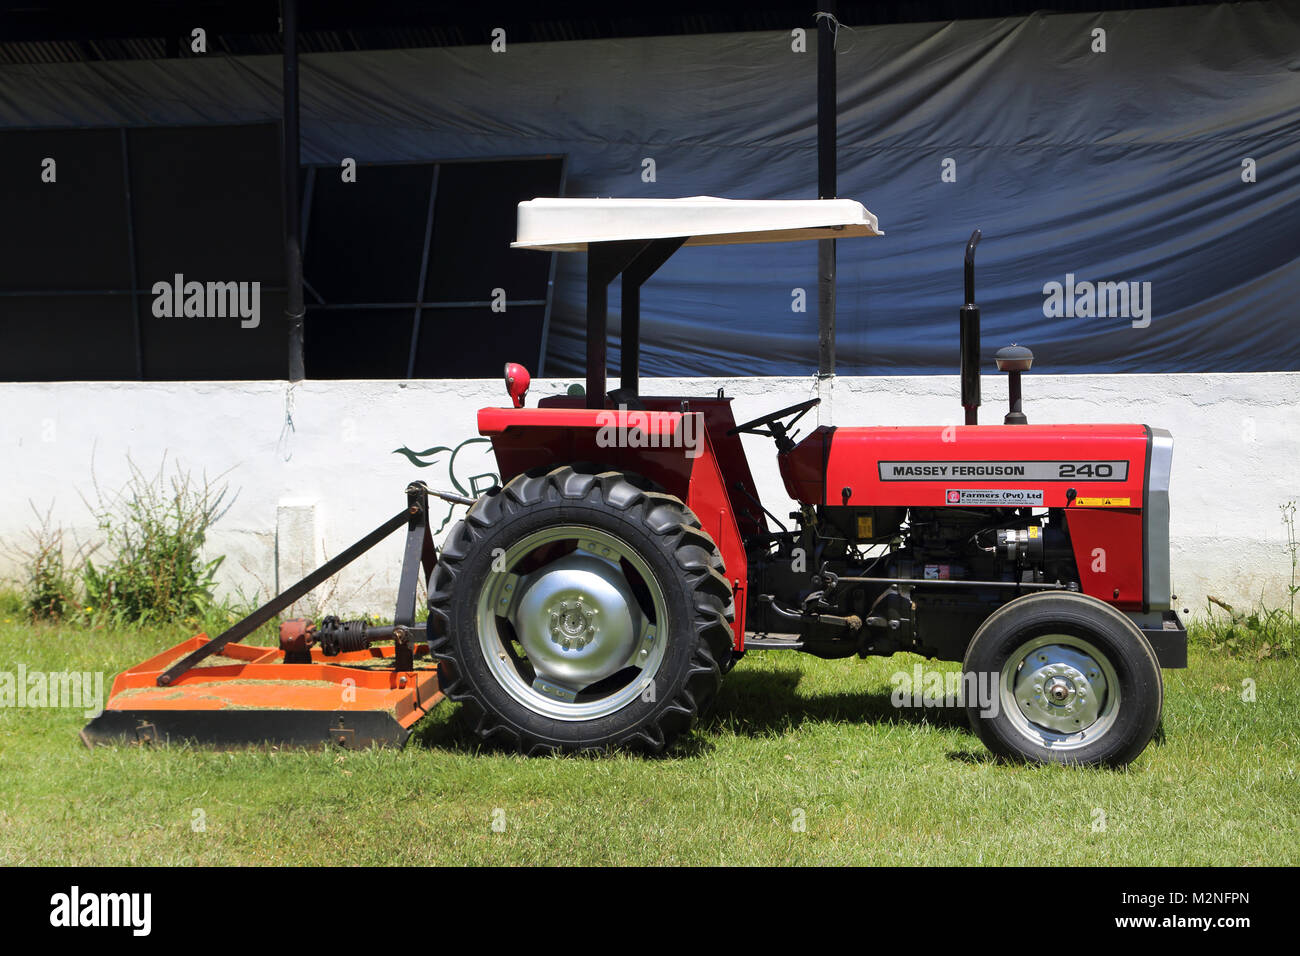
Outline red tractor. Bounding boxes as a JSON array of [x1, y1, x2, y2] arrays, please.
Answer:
[[85, 197, 1185, 768], [425, 197, 1186, 767]]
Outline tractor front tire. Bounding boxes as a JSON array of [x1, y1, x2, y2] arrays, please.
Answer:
[[962, 591, 1164, 768], [428, 465, 733, 755]]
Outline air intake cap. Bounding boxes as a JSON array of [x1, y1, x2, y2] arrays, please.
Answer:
[[995, 344, 1034, 373]]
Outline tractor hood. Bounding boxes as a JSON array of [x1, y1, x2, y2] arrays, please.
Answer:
[[780, 423, 1152, 510]]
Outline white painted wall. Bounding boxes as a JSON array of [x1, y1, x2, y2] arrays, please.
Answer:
[[2, 373, 1296, 621]]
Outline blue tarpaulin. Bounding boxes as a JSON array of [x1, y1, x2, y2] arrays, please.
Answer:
[[2, 1, 1296, 375]]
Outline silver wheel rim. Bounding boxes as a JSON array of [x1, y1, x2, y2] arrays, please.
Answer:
[[475, 524, 668, 721], [999, 634, 1121, 751]]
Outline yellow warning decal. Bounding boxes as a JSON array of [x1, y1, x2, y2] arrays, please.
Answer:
[[857, 514, 874, 538], [1075, 497, 1131, 507]]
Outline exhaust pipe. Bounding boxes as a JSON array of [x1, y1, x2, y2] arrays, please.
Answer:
[[960, 229, 982, 426]]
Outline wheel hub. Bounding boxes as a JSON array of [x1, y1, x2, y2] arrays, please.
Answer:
[[1045, 676, 1075, 702], [514, 552, 641, 690], [549, 598, 598, 650], [1012, 644, 1107, 735]]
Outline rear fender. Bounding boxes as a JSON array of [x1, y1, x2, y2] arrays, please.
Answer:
[[478, 406, 748, 648]]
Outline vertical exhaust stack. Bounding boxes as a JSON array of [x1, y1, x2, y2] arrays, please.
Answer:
[[960, 229, 982, 425]]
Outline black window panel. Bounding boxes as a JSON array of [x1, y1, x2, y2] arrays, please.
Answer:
[[139, 290, 287, 380], [0, 123, 284, 382], [128, 124, 283, 283], [423, 158, 562, 303], [303, 164, 433, 304], [0, 129, 131, 291], [0, 295, 136, 380], [303, 156, 562, 379], [306, 308, 415, 378], [413, 305, 546, 378]]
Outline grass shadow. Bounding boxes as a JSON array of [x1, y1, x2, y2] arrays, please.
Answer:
[[409, 701, 719, 757], [413, 664, 974, 757], [946, 749, 998, 764], [701, 666, 974, 737]]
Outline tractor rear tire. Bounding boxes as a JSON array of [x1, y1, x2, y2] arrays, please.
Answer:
[[428, 465, 734, 755], [962, 591, 1163, 768]]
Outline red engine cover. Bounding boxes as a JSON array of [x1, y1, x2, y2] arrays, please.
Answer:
[[806, 423, 1147, 508], [780, 423, 1152, 609]]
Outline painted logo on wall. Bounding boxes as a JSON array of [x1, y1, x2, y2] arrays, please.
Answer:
[[392, 437, 500, 532]]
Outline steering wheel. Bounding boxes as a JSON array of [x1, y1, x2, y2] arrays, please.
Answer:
[[728, 397, 820, 451]]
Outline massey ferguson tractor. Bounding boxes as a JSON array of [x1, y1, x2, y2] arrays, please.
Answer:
[[86, 197, 1185, 768]]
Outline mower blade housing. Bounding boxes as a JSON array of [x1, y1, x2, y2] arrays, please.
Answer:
[[82, 634, 444, 749]]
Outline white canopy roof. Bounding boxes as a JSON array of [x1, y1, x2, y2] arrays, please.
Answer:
[[512, 196, 882, 252]]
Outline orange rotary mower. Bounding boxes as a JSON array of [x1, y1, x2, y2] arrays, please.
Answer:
[[82, 481, 459, 748]]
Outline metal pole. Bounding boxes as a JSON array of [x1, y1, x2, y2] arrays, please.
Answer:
[[961, 229, 982, 425], [283, 0, 305, 381], [586, 252, 609, 409], [119, 129, 144, 380], [620, 237, 685, 401], [407, 165, 440, 378], [816, 4, 838, 418], [620, 272, 640, 397]]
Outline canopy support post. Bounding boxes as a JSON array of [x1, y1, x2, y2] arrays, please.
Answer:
[[816, 3, 838, 424], [619, 237, 686, 403], [586, 240, 651, 409]]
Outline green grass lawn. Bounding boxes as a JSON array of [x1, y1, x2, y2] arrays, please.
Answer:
[[1, 618, 1296, 866]]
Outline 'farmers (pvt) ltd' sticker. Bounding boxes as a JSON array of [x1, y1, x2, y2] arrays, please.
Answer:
[[945, 488, 1044, 506]]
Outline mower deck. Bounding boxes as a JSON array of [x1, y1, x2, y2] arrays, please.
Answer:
[[82, 635, 444, 749]]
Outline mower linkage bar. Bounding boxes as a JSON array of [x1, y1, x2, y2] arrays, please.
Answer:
[[157, 482, 439, 687]]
